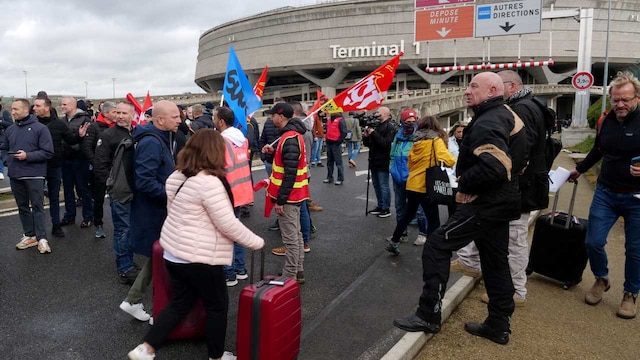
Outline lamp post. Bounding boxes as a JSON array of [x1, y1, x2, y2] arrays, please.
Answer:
[[85, 81, 88, 98], [112, 78, 117, 99], [601, 0, 612, 114], [23, 70, 28, 98]]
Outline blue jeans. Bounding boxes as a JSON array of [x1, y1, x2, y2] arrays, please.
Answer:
[[62, 159, 93, 222], [224, 208, 247, 281], [264, 162, 272, 177], [110, 198, 135, 274], [300, 200, 310, 245], [311, 138, 323, 164], [393, 181, 427, 235], [46, 167, 63, 226], [325, 141, 344, 182], [11, 178, 47, 239], [370, 169, 391, 211], [347, 141, 360, 162], [0, 150, 4, 174], [586, 184, 640, 293]]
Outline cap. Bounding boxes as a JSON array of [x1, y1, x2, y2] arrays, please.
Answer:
[[145, 108, 153, 117], [400, 109, 418, 121], [264, 103, 294, 118]]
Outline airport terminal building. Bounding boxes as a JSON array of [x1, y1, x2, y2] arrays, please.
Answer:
[[195, 0, 640, 121]]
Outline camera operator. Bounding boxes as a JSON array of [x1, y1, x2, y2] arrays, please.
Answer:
[[362, 106, 397, 218]]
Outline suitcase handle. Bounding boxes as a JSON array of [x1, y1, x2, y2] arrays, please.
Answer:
[[249, 248, 265, 284], [550, 180, 579, 229]]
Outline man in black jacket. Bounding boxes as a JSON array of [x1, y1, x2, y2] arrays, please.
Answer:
[[60, 97, 94, 228], [393, 72, 527, 345], [362, 106, 396, 216], [34, 97, 88, 238], [190, 104, 214, 131], [94, 102, 138, 285], [452, 70, 552, 305], [0, 103, 14, 180], [84, 101, 116, 238]]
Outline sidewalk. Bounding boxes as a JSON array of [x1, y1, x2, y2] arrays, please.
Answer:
[[404, 150, 638, 359]]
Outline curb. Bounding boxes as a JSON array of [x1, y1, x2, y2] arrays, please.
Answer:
[[381, 275, 480, 360]]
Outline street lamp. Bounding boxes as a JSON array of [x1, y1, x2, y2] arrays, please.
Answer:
[[23, 70, 28, 98], [601, 0, 612, 114], [85, 81, 88, 98], [112, 77, 117, 99]]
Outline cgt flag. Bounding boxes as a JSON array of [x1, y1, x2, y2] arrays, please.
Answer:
[[223, 46, 262, 135], [319, 53, 403, 114], [248, 66, 269, 119]]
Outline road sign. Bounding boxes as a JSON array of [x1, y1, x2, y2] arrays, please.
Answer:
[[475, 0, 542, 37], [572, 71, 594, 90], [415, 0, 475, 8], [415, 5, 475, 41]]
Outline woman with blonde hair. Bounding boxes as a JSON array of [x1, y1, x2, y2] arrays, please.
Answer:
[[128, 129, 264, 360], [386, 116, 456, 254]]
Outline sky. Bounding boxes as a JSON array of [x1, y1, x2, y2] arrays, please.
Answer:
[[0, 0, 320, 100]]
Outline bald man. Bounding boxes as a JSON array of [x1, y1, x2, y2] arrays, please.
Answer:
[[393, 72, 527, 345]]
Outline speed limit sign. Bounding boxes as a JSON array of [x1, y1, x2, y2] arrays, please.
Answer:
[[572, 71, 594, 90]]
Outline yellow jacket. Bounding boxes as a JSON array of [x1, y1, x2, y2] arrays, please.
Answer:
[[406, 136, 456, 193]]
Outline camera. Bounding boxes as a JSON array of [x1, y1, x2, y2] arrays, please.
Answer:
[[354, 112, 381, 130]]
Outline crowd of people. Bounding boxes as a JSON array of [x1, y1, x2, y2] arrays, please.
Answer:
[[1, 69, 639, 356]]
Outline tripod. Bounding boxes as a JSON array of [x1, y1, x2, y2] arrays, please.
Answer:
[[365, 153, 372, 216]]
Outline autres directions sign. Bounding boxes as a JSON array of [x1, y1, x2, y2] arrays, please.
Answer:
[[475, 0, 542, 37]]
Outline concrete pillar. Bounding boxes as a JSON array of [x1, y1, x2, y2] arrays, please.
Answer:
[[572, 8, 593, 128]]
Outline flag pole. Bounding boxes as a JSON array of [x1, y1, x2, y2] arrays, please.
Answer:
[[219, 94, 224, 107]]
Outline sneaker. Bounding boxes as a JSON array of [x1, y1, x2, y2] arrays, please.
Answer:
[[310, 224, 317, 234], [385, 241, 400, 255], [235, 270, 249, 280], [450, 259, 482, 278], [51, 225, 65, 238], [369, 207, 383, 215], [334, 181, 343, 185], [0, 173, 4, 180], [386, 234, 408, 243], [377, 209, 391, 218], [59, 218, 75, 226], [220, 351, 237, 360], [37, 239, 51, 254], [480, 293, 526, 307], [308, 201, 323, 212], [585, 277, 611, 305], [119, 301, 151, 321], [128, 344, 155, 360], [119, 268, 139, 285], [95, 225, 106, 238], [268, 222, 280, 231], [80, 220, 92, 228], [413, 234, 427, 246], [316, 163, 324, 167], [616, 292, 638, 319], [272, 246, 286, 256], [322, 178, 333, 184], [304, 244, 311, 253], [348, 159, 357, 168], [226, 278, 239, 287], [16, 235, 38, 249], [296, 271, 306, 284]]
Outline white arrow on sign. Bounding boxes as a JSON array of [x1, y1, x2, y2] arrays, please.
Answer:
[[436, 27, 452, 37]]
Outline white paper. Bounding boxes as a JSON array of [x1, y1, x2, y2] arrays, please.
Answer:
[[548, 167, 571, 192]]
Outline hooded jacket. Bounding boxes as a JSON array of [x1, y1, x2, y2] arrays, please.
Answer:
[[62, 109, 91, 160], [406, 130, 456, 193], [2, 114, 54, 178], [456, 96, 527, 221]]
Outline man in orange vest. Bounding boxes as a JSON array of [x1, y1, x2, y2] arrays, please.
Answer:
[[262, 103, 310, 283], [214, 106, 255, 287]]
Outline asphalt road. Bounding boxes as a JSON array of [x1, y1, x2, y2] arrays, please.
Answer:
[[0, 153, 460, 360]]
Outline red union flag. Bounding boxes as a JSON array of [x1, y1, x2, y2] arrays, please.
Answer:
[[253, 66, 268, 100], [320, 53, 402, 114]]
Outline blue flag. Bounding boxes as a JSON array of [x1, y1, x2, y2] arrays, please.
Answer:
[[222, 46, 262, 135]]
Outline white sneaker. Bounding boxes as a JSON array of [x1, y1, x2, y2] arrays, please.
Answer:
[[221, 351, 237, 360], [120, 301, 151, 321], [37, 239, 52, 253], [413, 234, 427, 246], [128, 344, 155, 360], [0, 173, 4, 180]]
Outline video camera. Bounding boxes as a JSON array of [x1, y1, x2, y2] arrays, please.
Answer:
[[354, 111, 381, 130]]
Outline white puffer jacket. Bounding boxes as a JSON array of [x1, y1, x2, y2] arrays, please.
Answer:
[[160, 170, 264, 266]]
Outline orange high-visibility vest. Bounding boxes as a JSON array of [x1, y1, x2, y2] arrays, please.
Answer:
[[224, 137, 254, 207], [266, 130, 309, 203]]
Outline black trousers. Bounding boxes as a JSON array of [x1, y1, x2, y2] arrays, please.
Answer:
[[145, 261, 228, 358], [91, 178, 106, 226], [392, 190, 440, 242], [416, 203, 515, 331]]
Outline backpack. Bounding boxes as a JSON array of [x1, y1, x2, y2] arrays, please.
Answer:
[[106, 133, 166, 204], [531, 97, 562, 171]]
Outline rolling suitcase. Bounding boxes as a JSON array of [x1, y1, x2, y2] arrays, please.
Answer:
[[527, 181, 588, 289], [151, 240, 206, 339], [237, 250, 301, 360]]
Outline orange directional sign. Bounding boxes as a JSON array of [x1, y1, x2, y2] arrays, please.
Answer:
[[415, 5, 475, 41]]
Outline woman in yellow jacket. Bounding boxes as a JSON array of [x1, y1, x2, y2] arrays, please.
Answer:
[[386, 115, 456, 255]]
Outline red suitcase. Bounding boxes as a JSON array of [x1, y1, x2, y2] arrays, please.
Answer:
[[236, 251, 301, 360], [152, 240, 206, 339]]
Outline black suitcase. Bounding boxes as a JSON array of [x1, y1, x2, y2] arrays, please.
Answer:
[[526, 181, 588, 289]]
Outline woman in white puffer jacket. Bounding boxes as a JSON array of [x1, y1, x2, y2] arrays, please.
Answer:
[[128, 129, 264, 360]]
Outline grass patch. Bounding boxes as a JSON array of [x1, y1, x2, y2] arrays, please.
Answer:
[[0, 193, 14, 202], [567, 135, 595, 154]]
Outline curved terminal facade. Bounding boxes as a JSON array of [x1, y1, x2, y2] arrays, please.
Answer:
[[196, 0, 640, 110]]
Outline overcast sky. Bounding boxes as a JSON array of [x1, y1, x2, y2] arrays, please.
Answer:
[[0, 0, 318, 100]]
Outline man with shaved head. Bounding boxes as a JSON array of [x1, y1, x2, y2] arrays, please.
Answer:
[[393, 72, 527, 345], [362, 106, 396, 218], [120, 100, 181, 322]]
